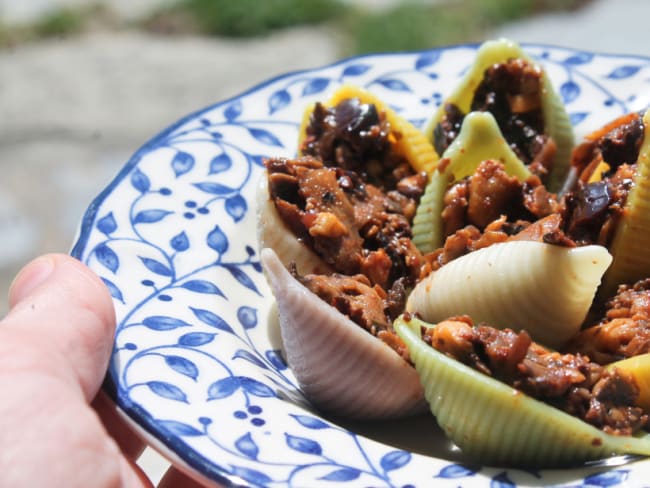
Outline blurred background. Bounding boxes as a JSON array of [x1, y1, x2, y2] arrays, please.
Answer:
[[1, 0, 649, 484]]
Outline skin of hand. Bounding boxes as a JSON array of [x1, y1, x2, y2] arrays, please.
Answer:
[[0, 254, 213, 488]]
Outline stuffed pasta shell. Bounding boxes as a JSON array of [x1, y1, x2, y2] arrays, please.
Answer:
[[412, 110, 549, 253], [406, 240, 612, 349], [394, 315, 650, 468], [425, 38, 573, 191], [299, 84, 439, 176], [562, 108, 650, 297], [256, 86, 439, 418], [257, 85, 434, 275], [261, 248, 426, 419]]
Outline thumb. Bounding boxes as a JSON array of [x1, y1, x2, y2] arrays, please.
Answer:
[[1, 253, 116, 401]]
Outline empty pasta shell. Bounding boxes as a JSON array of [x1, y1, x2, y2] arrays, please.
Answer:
[[600, 109, 650, 296], [299, 84, 439, 175], [261, 247, 426, 419], [412, 111, 532, 253], [394, 315, 650, 468], [406, 240, 612, 349], [425, 38, 573, 191]]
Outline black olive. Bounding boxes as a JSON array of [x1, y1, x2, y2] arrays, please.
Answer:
[[334, 98, 379, 135]]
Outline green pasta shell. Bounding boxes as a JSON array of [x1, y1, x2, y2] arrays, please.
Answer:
[[600, 108, 650, 296], [425, 38, 573, 192], [394, 315, 650, 468], [412, 111, 531, 253]]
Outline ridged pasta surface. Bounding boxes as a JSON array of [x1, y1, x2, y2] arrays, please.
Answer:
[[395, 316, 650, 468], [424, 38, 573, 192], [601, 109, 650, 296], [412, 112, 531, 252], [406, 241, 612, 349], [261, 248, 425, 419], [255, 175, 332, 276], [298, 84, 439, 175]]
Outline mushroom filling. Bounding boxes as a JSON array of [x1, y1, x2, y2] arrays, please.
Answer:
[[429, 159, 563, 270], [421, 316, 649, 436], [562, 111, 643, 247], [293, 268, 411, 360], [266, 157, 424, 289], [301, 97, 421, 193], [567, 278, 650, 364], [265, 99, 430, 354], [433, 58, 556, 176], [266, 155, 423, 356], [563, 162, 637, 247], [431, 115, 643, 269]]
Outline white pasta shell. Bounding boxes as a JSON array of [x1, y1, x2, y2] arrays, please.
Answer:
[[256, 172, 333, 275], [406, 241, 612, 349], [261, 247, 426, 419]]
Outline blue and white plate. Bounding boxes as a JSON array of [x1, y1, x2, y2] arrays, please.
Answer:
[[72, 43, 650, 487]]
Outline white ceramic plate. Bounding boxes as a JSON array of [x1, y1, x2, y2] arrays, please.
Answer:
[[72, 42, 650, 487]]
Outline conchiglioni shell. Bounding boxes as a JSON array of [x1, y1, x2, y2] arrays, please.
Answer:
[[394, 315, 650, 468], [425, 38, 573, 191], [412, 111, 531, 253], [608, 353, 650, 412], [411, 170, 449, 254], [261, 247, 426, 419], [560, 112, 642, 195], [600, 108, 650, 296], [406, 241, 612, 349], [256, 173, 333, 276], [299, 84, 439, 175]]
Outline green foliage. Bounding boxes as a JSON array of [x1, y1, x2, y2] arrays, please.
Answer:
[[342, 3, 481, 55], [0, 0, 592, 50], [176, 0, 345, 37], [33, 7, 86, 38], [0, 3, 116, 47], [0, 21, 9, 47], [340, 0, 592, 56]]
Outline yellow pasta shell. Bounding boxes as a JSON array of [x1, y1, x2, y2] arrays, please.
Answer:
[[600, 109, 650, 296], [424, 38, 573, 192], [608, 353, 650, 412], [394, 315, 650, 468], [411, 111, 531, 253], [298, 84, 439, 175], [406, 241, 612, 349]]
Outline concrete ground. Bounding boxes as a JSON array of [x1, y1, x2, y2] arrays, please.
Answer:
[[2, 0, 650, 484]]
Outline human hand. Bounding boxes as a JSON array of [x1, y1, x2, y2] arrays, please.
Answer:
[[0, 254, 214, 487]]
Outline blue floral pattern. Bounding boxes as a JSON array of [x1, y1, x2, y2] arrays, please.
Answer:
[[71, 44, 650, 487]]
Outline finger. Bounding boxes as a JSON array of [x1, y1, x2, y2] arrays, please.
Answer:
[[0, 254, 151, 487], [2, 253, 116, 401], [93, 390, 147, 461], [158, 466, 218, 488]]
